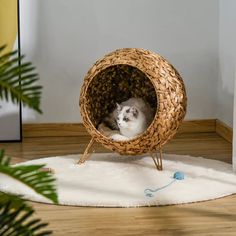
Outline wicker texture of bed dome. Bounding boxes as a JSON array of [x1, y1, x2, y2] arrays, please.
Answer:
[[79, 48, 187, 156]]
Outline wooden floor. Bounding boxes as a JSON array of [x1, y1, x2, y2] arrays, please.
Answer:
[[1, 132, 235, 236]]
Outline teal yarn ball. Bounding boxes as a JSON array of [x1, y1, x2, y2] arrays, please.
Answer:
[[173, 171, 185, 180]]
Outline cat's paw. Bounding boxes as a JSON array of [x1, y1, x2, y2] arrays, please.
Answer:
[[98, 123, 111, 133], [110, 134, 130, 141], [98, 123, 105, 131]]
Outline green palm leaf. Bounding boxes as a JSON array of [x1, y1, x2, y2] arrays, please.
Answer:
[[0, 191, 32, 212], [0, 45, 42, 113], [0, 192, 52, 236], [0, 149, 58, 204]]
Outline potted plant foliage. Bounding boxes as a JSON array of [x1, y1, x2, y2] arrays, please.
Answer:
[[0, 45, 58, 235]]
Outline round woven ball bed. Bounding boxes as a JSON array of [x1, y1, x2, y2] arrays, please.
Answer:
[[78, 48, 187, 170]]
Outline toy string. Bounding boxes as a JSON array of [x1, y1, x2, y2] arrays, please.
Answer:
[[144, 179, 176, 197]]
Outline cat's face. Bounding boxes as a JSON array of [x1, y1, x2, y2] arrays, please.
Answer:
[[116, 104, 139, 129]]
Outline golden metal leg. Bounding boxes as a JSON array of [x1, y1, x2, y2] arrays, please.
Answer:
[[77, 138, 95, 164], [150, 149, 163, 171], [40, 167, 55, 173]]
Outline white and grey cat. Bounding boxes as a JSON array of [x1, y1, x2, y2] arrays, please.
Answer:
[[98, 98, 154, 141]]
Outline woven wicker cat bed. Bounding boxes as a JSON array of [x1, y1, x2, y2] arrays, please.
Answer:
[[79, 48, 187, 170]]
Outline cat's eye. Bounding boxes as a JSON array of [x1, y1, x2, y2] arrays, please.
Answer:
[[123, 117, 129, 122]]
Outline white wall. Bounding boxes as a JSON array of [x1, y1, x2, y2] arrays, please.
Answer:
[[20, 0, 219, 123], [218, 0, 236, 170], [218, 0, 236, 128], [234, 73, 236, 170], [219, 0, 236, 169]]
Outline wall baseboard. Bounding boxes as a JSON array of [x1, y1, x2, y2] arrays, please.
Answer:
[[215, 119, 233, 143], [23, 119, 218, 138], [177, 119, 216, 134], [23, 123, 87, 138]]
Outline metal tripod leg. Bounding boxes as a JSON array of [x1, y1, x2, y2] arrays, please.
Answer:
[[150, 149, 163, 171], [77, 138, 95, 164]]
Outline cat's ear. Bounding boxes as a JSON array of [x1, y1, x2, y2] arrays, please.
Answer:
[[116, 103, 122, 111], [130, 106, 139, 118]]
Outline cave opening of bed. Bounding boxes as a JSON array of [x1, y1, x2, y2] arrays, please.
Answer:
[[85, 64, 158, 142]]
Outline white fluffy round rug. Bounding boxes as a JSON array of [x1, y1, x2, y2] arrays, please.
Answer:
[[1, 153, 236, 207]]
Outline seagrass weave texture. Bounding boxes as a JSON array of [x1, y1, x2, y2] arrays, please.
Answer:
[[80, 48, 187, 155]]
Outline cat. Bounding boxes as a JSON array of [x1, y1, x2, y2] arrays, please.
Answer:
[[98, 98, 154, 141]]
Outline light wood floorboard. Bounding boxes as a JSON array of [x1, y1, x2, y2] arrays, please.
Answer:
[[0, 132, 235, 236]]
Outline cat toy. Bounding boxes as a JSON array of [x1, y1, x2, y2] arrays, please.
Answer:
[[144, 171, 185, 197]]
